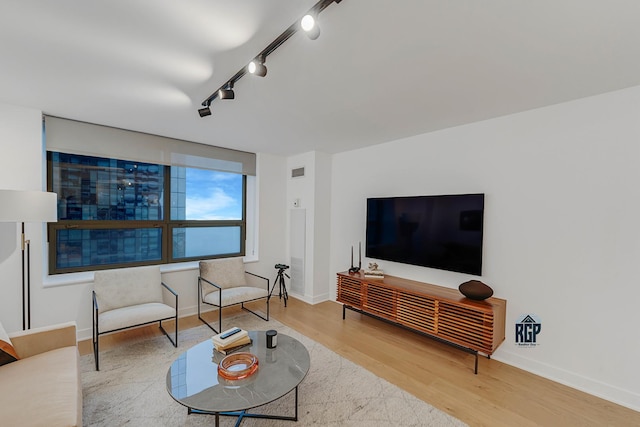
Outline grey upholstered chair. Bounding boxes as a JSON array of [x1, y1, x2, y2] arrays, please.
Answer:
[[198, 257, 269, 333], [92, 265, 178, 370]]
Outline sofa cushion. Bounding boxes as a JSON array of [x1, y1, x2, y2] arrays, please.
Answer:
[[94, 265, 164, 312], [200, 257, 246, 295], [0, 321, 18, 366], [0, 346, 81, 427], [9, 321, 77, 359]]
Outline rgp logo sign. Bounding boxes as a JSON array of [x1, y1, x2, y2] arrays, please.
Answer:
[[515, 314, 541, 346]]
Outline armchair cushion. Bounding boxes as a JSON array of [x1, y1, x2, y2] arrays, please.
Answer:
[[203, 286, 269, 307], [94, 265, 164, 312], [0, 321, 18, 366], [200, 257, 247, 295], [98, 302, 177, 332]]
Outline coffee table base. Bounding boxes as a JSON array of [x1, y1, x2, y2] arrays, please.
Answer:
[[187, 386, 299, 427]]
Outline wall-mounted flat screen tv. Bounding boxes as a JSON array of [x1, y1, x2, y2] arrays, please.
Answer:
[[365, 193, 484, 275]]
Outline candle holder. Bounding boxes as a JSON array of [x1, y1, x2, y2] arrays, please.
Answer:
[[348, 242, 362, 274]]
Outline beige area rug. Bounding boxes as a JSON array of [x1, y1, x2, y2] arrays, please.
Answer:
[[81, 313, 467, 427]]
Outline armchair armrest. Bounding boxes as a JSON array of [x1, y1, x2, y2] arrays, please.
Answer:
[[199, 276, 222, 290], [245, 271, 270, 291], [161, 281, 178, 296], [8, 321, 77, 359], [161, 281, 179, 307]]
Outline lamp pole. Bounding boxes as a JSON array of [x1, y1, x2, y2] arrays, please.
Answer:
[[21, 222, 31, 330], [0, 189, 58, 330]]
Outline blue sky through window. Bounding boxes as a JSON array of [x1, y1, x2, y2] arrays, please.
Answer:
[[185, 168, 242, 220]]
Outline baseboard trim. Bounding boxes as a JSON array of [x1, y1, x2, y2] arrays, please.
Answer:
[[494, 350, 640, 412], [286, 292, 329, 305]]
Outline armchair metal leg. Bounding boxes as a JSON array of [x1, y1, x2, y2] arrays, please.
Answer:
[[93, 334, 99, 371], [198, 311, 220, 334], [93, 317, 100, 371], [198, 303, 220, 334], [159, 319, 178, 347], [198, 279, 220, 334], [241, 300, 270, 322]]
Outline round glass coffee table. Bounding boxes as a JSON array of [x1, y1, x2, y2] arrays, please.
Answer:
[[166, 331, 310, 426]]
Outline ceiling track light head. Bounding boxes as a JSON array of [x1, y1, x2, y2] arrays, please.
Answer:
[[301, 14, 320, 40], [198, 101, 212, 117], [218, 81, 235, 100], [248, 57, 267, 77]]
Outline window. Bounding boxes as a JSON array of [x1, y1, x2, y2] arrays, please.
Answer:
[[47, 152, 246, 274], [170, 167, 244, 260]]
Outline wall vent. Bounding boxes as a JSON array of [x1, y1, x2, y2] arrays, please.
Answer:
[[291, 167, 305, 178]]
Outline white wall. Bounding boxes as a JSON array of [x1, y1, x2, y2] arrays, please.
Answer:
[[287, 152, 314, 301], [0, 101, 288, 341], [329, 85, 640, 411], [312, 152, 332, 301], [286, 151, 332, 303], [252, 152, 288, 280]]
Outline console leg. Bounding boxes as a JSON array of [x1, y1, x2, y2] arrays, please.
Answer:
[[474, 352, 478, 375]]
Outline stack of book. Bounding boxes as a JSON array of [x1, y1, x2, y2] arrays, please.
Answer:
[[212, 327, 252, 355]]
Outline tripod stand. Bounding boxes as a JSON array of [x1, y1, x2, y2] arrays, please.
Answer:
[[269, 264, 290, 307]]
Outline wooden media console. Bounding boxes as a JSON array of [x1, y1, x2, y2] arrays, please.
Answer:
[[337, 271, 506, 373]]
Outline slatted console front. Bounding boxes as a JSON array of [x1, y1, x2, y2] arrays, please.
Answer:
[[336, 271, 506, 373]]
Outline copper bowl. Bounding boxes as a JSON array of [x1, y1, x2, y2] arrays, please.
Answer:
[[217, 352, 259, 380]]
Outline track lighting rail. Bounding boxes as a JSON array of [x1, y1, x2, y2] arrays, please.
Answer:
[[199, 0, 342, 114]]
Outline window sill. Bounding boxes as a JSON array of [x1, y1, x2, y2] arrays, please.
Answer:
[[43, 256, 259, 288]]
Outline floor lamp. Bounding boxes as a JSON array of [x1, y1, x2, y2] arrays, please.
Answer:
[[0, 189, 58, 330]]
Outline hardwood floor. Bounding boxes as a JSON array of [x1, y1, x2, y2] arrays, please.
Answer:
[[80, 297, 639, 426]]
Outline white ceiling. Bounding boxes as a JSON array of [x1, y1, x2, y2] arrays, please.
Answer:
[[2, 0, 640, 156]]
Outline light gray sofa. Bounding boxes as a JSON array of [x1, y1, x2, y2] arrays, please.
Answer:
[[0, 322, 82, 426]]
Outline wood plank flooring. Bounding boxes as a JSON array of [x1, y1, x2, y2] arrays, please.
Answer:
[[80, 297, 639, 426]]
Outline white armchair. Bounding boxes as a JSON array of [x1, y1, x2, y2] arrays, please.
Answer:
[[92, 265, 178, 370], [198, 257, 269, 333]]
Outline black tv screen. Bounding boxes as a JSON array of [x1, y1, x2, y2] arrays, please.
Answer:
[[365, 194, 484, 275]]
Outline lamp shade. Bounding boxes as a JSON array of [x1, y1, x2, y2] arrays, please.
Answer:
[[0, 190, 58, 222]]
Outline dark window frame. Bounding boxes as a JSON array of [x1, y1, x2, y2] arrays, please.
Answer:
[[46, 152, 246, 274]]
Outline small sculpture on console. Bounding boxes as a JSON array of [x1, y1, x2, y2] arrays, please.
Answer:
[[458, 280, 493, 301], [348, 242, 362, 274], [364, 262, 384, 279]]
